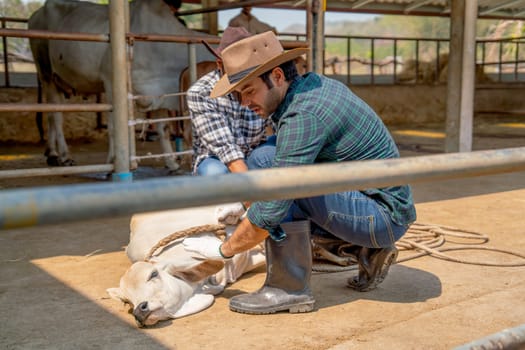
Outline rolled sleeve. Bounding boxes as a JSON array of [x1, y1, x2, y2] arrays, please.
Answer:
[[247, 199, 293, 236]]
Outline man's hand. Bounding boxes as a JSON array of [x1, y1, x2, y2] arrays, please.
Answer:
[[182, 234, 231, 260], [215, 202, 246, 225]]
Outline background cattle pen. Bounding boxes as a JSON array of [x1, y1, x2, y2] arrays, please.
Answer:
[[0, 11, 308, 181]]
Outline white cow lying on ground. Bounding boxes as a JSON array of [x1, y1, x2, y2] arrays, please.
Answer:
[[107, 205, 265, 327]]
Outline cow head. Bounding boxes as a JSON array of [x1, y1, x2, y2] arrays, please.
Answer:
[[107, 259, 224, 327]]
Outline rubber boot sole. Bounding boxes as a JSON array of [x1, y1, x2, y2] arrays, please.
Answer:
[[347, 248, 398, 292], [229, 300, 315, 315]]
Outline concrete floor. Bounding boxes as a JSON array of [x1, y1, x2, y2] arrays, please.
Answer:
[[1, 119, 524, 349]]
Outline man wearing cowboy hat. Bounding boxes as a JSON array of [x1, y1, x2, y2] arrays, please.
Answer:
[[187, 26, 276, 179], [184, 31, 417, 314]]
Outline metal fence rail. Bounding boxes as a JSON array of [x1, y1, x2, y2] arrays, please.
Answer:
[[4, 15, 525, 87], [1, 146, 524, 230], [453, 323, 525, 350], [0, 18, 306, 180]]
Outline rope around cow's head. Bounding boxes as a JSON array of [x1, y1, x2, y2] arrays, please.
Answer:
[[144, 224, 227, 262]]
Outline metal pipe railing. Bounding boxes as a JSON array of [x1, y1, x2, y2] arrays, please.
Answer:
[[109, 0, 131, 182], [0, 164, 114, 180], [453, 323, 525, 350], [0, 103, 112, 113], [1, 146, 524, 230]]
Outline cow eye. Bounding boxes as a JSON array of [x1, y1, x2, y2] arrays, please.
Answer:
[[148, 270, 159, 281]]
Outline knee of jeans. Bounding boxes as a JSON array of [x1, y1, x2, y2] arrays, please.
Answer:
[[197, 162, 229, 176], [247, 147, 276, 170]]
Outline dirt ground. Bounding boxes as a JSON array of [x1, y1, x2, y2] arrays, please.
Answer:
[[1, 116, 525, 349]]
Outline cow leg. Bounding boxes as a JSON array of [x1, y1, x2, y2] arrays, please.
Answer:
[[44, 82, 74, 166], [105, 109, 115, 165], [156, 119, 180, 173], [209, 247, 266, 288]]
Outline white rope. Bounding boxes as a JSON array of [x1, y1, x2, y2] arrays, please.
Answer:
[[396, 222, 525, 267], [131, 150, 193, 162]]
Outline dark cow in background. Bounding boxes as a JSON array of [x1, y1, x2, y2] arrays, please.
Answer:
[[28, 0, 214, 170]]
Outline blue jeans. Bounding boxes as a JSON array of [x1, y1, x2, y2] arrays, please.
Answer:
[[196, 136, 276, 176], [288, 191, 408, 248]]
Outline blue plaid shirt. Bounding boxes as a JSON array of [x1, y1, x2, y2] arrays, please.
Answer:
[[187, 70, 271, 174], [247, 73, 416, 237]]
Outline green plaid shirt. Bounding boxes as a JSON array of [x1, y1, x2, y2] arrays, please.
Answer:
[[248, 73, 416, 235]]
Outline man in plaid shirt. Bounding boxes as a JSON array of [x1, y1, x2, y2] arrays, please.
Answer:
[[184, 32, 416, 315], [187, 27, 275, 176]]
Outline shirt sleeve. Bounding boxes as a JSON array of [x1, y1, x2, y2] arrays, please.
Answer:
[[248, 110, 326, 235], [251, 17, 277, 34], [187, 82, 245, 165]]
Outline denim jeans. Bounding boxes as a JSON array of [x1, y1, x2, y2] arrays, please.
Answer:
[[196, 136, 276, 176], [289, 191, 408, 248]]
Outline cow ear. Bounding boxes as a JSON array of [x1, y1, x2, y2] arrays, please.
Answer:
[[107, 287, 130, 304], [167, 260, 224, 283]]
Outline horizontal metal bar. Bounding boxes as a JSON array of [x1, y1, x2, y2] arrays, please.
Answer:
[[130, 91, 186, 100], [0, 28, 109, 42], [1, 147, 524, 230], [0, 16, 28, 24], [0, 103, 112, 113], [127, 32, 219, 44], [453, 323, 525, 350], [130, 115, 190, 126], [0, 164, 114, 180], [126, 32, 306, 49], [131, 150, 193, 161], [177, 0, 291, 16]]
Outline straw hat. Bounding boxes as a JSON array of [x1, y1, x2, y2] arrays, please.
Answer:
[[210, 31, 309, 98]]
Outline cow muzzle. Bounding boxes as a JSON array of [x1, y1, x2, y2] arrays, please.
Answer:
[[133, 301, 152, 327]]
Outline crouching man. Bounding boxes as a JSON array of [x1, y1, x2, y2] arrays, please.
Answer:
[[183, 31, 417, 314]]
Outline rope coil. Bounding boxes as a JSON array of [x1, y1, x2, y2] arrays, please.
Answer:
[[396, 222, 525, 267]]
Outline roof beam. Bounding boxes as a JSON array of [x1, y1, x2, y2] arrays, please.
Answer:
[[351, 0, 375, 10], [514, 8, 525, 16], [404, 0, 436, 14], [479, 0, 525, 16]]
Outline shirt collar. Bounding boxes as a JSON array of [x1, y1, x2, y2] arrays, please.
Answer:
[[271, 74, 303, 124]]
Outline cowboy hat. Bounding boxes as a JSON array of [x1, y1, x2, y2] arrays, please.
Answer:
[[210, 31, 309, 98], [202, 26, 252, 59]]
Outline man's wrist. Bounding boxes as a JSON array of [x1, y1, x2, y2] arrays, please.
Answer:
[[218, 243, 234, 259]]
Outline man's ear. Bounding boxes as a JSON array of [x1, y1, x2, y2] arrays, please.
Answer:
[[271, 67, 286, 86], [166, 260, 224, 283]]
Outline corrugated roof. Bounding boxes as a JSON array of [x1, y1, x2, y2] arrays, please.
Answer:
[[182, 1, 525, 21], [322, 0, 525, 19], [204, 0, 525, 20]]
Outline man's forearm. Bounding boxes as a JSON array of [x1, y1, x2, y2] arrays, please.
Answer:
[[227, 158, 248, 173], [220, 217, 268, 257]]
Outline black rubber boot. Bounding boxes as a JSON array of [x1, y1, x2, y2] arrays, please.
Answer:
[[229, 220, 315, 314], [347, 246, 398, 292]]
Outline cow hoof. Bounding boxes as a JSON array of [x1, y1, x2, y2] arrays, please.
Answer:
[[61, 159, 76, 166], [47, 156, 60, 166], [47, 157, 76, 167], [168, 168, 187, 176]]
